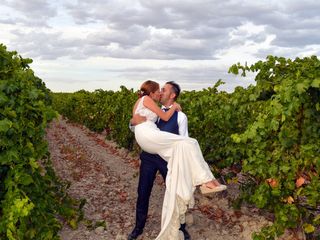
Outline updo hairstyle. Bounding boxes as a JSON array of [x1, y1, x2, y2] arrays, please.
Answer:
[[138, 80, 159, 98]]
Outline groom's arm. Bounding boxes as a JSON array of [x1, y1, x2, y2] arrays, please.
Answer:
[[130, 114, 147, 126], [177, 112, 188, 137], [129, 114, 147, 132]]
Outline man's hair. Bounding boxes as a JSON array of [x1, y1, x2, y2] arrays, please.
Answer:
[[166, 81, 181, 100]]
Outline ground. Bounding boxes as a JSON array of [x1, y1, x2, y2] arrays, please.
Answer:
[[45, 117, 304, 240]]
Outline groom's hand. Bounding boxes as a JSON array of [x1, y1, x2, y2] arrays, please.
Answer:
[[130, 114, 147, 126]]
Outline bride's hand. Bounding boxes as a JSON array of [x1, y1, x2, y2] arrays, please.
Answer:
[[173, 102, 182, 111]]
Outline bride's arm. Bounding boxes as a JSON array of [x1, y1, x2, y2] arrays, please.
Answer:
[[143, 96, 180, 121]]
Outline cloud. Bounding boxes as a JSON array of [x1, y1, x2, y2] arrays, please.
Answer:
[[2, 0, 57, 27], [62, 0, 320, 61], [86, 25, 149, 48], [1, 0, 320, 92], [5, 0, 320, 61], [10, 29, 81, 60]]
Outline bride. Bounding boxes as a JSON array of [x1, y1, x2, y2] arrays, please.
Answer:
[[132, 80, 227, 239]]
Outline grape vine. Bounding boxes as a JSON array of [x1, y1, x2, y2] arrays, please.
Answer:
[[0, 44, 79, 240], [229, 56, 320, 239]]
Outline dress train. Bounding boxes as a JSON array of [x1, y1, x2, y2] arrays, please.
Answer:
[[135, 123, 214, 239]]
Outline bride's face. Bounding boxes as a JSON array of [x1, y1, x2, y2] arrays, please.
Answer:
[[150, 89, 161, 101]]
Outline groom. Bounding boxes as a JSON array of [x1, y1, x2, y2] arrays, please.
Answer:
[[128, 81, 191, 240]]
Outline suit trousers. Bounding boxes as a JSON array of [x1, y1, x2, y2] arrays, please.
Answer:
[[135, 151, 167, 230]]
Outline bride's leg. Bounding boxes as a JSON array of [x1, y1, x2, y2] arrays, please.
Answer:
[[181, 138, 227, 194]]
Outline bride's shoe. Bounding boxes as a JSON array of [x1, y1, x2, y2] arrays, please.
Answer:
[[200, 183, 227, 194]]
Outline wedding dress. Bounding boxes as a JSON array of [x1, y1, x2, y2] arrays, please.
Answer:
[[134, 96, 215, 239]]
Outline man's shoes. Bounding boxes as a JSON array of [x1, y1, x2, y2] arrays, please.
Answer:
[[127, 227, 143, 240], [128, 225, 190, 240], [179, 223, 191, 240]]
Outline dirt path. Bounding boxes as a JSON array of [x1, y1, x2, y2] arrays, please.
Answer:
[[46, 118, 302, 240]]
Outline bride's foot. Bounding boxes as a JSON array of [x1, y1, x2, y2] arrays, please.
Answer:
[[200, 180, 227, 194]]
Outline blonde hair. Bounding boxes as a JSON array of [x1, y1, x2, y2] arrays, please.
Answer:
[[138, 80, 159, 98]]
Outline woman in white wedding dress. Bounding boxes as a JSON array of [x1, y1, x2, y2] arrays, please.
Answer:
[[133, 80, 227, 240]]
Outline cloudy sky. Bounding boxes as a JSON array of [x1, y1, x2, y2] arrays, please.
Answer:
[[1, 0, 320, 92]]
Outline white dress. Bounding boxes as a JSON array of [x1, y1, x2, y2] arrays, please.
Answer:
[[134, 96, 215, 240]]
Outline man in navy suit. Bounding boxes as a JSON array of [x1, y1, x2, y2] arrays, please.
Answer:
[[128, 81, 191, 240]]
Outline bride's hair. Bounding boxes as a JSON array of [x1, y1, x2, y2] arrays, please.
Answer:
[[138, 80, 159, 98]]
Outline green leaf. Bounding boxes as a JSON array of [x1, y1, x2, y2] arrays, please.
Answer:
[[303, 223, 315, 233], [0, 118, 12, 132], [29, 158, 39, 170], [314, 214, 320, 223], [28, 88, 39, 99], [280, 165, 291, 174], [296, 82, 307, 94], [231, 134, 241, 143], [0, 92, 9, 105], [0, 150, 19, 164], [69, 218, 78, 230], [311, 78, 320, 88], [19, 173, 34, 185]]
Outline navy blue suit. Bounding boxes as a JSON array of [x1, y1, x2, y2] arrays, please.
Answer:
[[135, 111, 179, 230]]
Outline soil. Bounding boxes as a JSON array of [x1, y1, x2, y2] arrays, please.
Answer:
[[45, 117, 304, 240]]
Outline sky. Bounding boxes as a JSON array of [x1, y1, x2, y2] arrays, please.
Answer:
[[1, 0, 320, 93]]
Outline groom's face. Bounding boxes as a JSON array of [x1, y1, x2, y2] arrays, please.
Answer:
[[160, 83, 175, 105]]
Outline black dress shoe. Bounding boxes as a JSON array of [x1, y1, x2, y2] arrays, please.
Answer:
[[127, 228, 143, 240], [179, 223, 191, 240]]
